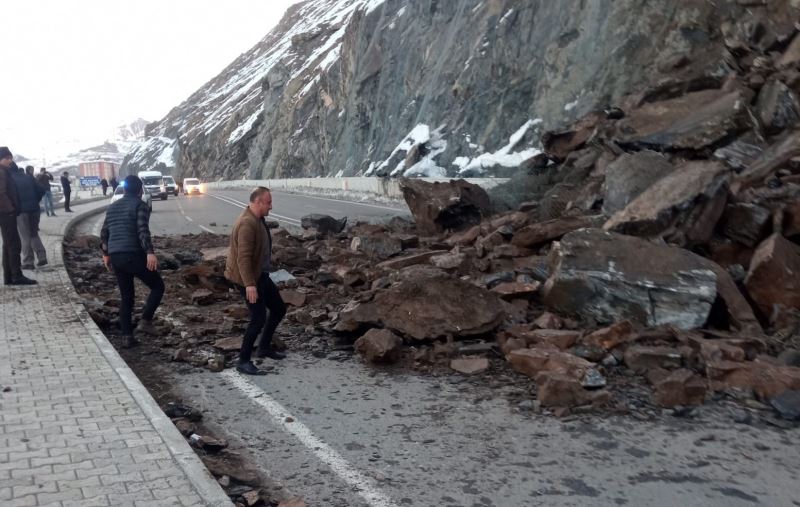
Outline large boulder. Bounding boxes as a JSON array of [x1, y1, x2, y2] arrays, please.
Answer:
[[354, 329, 403, 363], [400, 179, 491, 234], [745, 234, 800, 322], [604, 160, 731, 246], [542, 229, 718, 329], [300, 214, 347, 235], [340, 273, 505, 341], [615, 87, 753, 151], [602, 151, 674, 215], [756, 80, 800, 135], [511, 216, 602, 248]]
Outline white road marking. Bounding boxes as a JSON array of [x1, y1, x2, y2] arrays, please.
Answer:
[[220, 370, 399, 507], [206, 193, 302, 227], [198, 225, 214, 233], [185, 216, 194, 222]]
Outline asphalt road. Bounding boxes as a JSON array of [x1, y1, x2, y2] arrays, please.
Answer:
[[78, 190, 800, 507]]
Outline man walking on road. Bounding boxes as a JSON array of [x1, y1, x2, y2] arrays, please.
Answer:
[[36, 167, 55, 216], [100, 178, 109, 196], [11, 164, 47, 269], [110, 176, 118, 193], [60, 171, 72, 212], [0, 147, 36, 285], [100, 175, 164, 348], [225, 187, 287, 375]]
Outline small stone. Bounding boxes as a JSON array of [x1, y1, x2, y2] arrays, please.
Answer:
[[285, 416, 295, 423], [218, 475, 231, 487], [582, 368, 607, 389], [242, 489, 261, 506], [450, 357, 490, 375], [770, 390, 800, 421]]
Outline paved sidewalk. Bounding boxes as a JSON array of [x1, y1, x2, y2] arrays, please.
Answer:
[[1, 201, 230, 506]]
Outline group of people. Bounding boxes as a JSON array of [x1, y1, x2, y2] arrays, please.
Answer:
[[99, 177, 119, 196], [100, 177, 286, 374], [0, 146, 72, 285]]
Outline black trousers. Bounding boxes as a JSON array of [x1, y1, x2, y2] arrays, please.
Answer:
[[63, 191, 71, 211], [110, 252, 165, 336], [0, 213, 22, 283], [237, 272, 286, 363]]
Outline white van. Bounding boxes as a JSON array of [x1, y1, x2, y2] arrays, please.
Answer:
[[138, 170, 167, 200]]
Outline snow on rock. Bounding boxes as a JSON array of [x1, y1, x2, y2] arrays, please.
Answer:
[[458, 119, 542, 176]]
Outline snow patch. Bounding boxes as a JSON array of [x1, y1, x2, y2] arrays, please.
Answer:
[[458, 119, 542, 176], [228, 106, 264, 145]]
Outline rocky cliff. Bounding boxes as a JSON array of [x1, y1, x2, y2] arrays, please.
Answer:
[[122, 0, 797, 183]]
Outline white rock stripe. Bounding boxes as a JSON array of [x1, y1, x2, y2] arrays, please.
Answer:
[[220, 370, 399, 507]]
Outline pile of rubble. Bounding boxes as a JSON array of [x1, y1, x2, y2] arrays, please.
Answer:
[[65, 21, 800, 423]]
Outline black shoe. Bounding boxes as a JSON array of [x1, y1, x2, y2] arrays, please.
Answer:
[[236, 361, 267, 375], [65, 209, 73, 213], [256, 347, 286, 360], [37, 259, 48, 267], [10, 276, 37, 285], [122, 335, 139, 348], [21, 264, 34, 270]]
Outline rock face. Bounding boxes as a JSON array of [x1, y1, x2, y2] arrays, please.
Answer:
[[120, 0, 783, 181], [542, 229, 718, 329]]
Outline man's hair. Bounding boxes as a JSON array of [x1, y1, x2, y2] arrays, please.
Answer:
[[249, 186, 271, 203], [40, 167, 46, 172], [0, 147, 12, 160], [123, 175, 143, 195], [63, 171, 69, 176]]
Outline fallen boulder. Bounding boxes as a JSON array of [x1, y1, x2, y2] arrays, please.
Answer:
[[354, 329, 403, 363], [341, 274, 506, 341], [301, 214, 347, 235], [511, 216, 601, 248], [543, 229, 717, 329], [536, 371, 608, 408], [602, 151, 675, 215], [745, 234, 800, 322], [506, 347, 593, 381], [652, 369, 708, 407], [400, 179, 491, 234], [616, 87, 752, 151], [604, 160, 731, 246]]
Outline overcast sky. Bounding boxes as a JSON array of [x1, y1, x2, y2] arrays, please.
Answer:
[[1, 0, 299, 162]]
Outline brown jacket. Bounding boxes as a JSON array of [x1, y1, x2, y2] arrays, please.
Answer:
[[0, 166, 19, 215], [225, 207, 267, 288]]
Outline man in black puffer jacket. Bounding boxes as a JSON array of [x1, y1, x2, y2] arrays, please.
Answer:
[[100, 175, 164, 348], [11, 164, 47, 270]]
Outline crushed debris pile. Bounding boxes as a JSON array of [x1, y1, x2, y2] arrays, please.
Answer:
[[64, 23, 800, 424]]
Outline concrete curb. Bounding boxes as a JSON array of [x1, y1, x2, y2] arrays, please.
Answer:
[[58, 205, 232, 507]]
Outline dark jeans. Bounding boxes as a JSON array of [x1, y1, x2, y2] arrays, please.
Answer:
[[0, 212, 22, 283], [237, 272, 286, 363], [110, 252, 165, 336], [64, 191, 71, 211]]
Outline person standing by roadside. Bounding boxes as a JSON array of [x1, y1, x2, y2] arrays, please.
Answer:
[[0, 147, 36, 285], [11, 164, 47, 270], [224, 187, 287, 375], [100, 175, 164, 348], [110, 176, 118, 193], [36, 167, 55, 216], [100, 178, 109, 196], [60, 171, 72, 212]]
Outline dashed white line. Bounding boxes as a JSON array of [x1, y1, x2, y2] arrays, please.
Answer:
[[198, 225, 214, 233], [185, 216, 194, 222], [220, 370, 398, 507]]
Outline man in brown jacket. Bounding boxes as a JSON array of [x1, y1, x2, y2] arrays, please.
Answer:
[[0, 147, 36, 286], [225, 187, 287, 375]]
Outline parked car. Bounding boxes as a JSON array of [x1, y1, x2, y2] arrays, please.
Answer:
[[163, 175, 178, 196], [110, 185, 152, 211], [183, 178, 202, 195]]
